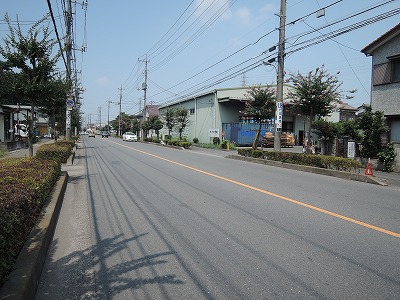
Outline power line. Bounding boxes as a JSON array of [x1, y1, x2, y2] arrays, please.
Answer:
[[121, 1, 237, 94], [154, 7, 399, 106], [46, 0, 69, 80]]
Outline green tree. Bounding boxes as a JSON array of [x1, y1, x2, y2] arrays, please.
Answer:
[[131, 118, 141, 136], [144, 116, 163, 139], [336, 120, 361, 141], [111, 112, 134, 134], [288, 66, 342, 153], [242, 85, 276, 150], [163, 108, 176, 139], [0, 60, 20, 104], [176, 108, 190, 140], [0, 14, 61, 156], [312, 119, 337, 155], [153, 118, 163, 139], [38, 76, 69, 141], [142, 119, 152, 139], [356, 105, 388, 158]]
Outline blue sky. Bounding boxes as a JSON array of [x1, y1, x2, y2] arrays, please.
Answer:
[[1, 0, 399, 126]]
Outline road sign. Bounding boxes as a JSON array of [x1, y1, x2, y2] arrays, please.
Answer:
[[66, 98, 74, 110], [275, 101, 283, 131]]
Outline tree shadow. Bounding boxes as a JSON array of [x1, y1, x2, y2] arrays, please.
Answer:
[[36, 233, 184, 299]]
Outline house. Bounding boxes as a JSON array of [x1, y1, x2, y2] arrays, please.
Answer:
[[158, 85, 307, 146], [361, 23, 400, 170], [0, 104, 50, 150], [326, 102, 358, 122]]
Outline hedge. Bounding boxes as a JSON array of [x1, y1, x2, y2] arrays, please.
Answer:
[[36, 140, 74, 163], [0, 157, 61, 286], [237, 148, 362, 172]]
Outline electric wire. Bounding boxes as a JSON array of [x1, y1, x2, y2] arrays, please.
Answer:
[[147, 0, 346, 101], [154, 7, 399, 106], [145, 0, 196, 58], [149, 0, 236, 72], [312, 0, 370, 96], [46, 0, 69, 81], [122, 1, 397, 111]]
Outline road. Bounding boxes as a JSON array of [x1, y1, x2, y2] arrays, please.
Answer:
[[36, 136, 400, 299]]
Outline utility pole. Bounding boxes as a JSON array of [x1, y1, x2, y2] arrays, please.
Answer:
[[274, 0, 286, 151], [118, 86, 124, 137], [65, 0, 73, 141], [107, 100, 112, 132], [98, 106, 102, 130], [139, 56, 149, 140]]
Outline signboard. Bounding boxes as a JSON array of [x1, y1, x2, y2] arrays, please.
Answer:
[[275, 101, 283, 132], [209, 128, 219, 138], [66, 110, 71, 128], [347, 141, 355, 158]]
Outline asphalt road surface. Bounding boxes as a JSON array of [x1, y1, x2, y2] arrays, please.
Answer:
[[36, 136, 400, 299]]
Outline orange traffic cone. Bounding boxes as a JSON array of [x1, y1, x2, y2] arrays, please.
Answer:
[[365, 158, 373, 176]]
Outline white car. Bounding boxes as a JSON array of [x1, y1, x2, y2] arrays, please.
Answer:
[[122, 132, 138, 142]]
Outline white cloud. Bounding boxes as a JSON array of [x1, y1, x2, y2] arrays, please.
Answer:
[[235, 7, 252, 25], [194, 0, 233, 20], [96, 76, 110, 85], [260, 4, 276, 15]]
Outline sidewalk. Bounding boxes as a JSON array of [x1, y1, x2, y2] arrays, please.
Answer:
[[1, 138, 55, 159], [373, 170, 400, 189]]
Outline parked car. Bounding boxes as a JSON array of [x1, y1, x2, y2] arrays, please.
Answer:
[[101, 131, 109, 138], [88, 131, 95, 138], [122, 132, 138, 142]]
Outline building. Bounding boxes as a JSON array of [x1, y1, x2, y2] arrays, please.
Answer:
[[361, 23, 400, 170], [0, 104, 49, 150], [326, 102, 358, 122], [158, 85, 307, 146]]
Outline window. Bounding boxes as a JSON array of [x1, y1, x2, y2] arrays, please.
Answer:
[[372, 56, 400, 85], [373, 63, 391, 85], [189, 108, 195, 115], [390, 119, 400, 143], [392, 59, 400, 82]]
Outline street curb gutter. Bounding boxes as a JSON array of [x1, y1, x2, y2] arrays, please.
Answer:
[[0, 172, 69, 300], [226, 155, 388, 186]]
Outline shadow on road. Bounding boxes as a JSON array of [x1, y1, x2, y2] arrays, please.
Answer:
[[37, 233, 184, 299]]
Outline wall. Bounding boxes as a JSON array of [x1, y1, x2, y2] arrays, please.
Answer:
[[371, 35, 400, 116], [0, 114, 4, 142], [195, 94, 216, 143]]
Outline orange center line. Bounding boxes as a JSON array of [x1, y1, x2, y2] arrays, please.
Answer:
[[111, 140, 400, 239]]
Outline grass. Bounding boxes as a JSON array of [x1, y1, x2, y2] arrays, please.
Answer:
[[193, 142, 236, 150], [0, 149, 7, 158]]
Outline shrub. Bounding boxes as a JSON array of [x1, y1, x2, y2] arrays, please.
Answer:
[[193, 137, 199, 144], [151, 138, 161, 144], [36, 142, 72, 163], [0, 157, 60, 286], [378, 143, 396, 172], [0, 180, 36, 286], [221, 140, 230, 149], [237, 149, 362, 172], [213, 137, 220, 145]]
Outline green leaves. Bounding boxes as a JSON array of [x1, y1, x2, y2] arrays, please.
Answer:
[[357, 105, 388, 158], [288, 66, 342, 118], [378, 143, 396, 172], [243, 85, 276, 122]]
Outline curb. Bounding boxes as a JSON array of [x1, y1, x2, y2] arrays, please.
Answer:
[[0, 172, 69, 300], [226, 155, 388, 186]]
